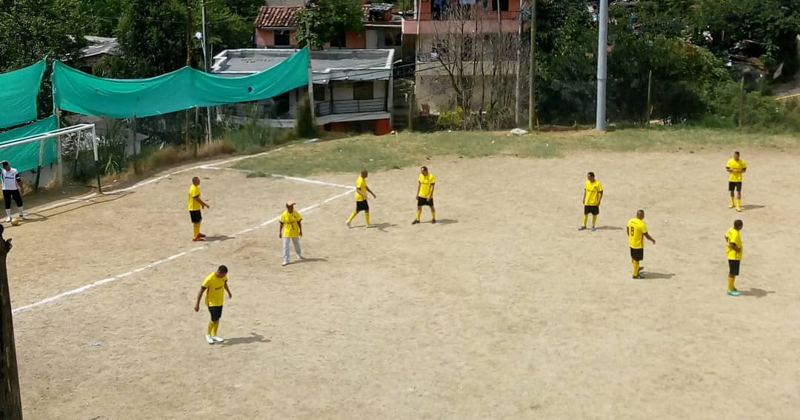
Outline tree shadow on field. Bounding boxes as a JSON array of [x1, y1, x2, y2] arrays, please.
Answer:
[[594, 226, 623, 231], [642, 271, 675, 280], [220, 333, 271, 347], [7, 213, 48, 225], [205, 235, 234, 242], [372, 222, 397, 232], [741, 204, 765, 211], [739, 288, 775, 298], [40, 191, 132, 218]]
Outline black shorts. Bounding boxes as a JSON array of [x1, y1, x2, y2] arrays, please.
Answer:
[[417, 196, 434, 207], [2, 189, 22, 209], [728, 260, 740, 276], [728, 182, 742, 192], [190, 210, 202, 223], [630, 248, 644, 262], [584, 205, 599, 215], [208, 305, 223, 321], [356, 200, 369, 212]]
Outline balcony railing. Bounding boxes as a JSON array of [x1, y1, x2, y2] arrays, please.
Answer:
[[316, 99, 387, 116]]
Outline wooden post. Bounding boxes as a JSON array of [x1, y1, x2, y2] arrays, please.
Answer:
[[34, 139, 44, 193], [408, 88, 415, 131], [132, 117, 139, 175], [305, 22, 316, 125], [55, 109, 63, 189], [645, 70, 652, 124], [528, 0, 537, 131], [0, 226, 23, 419], [738, 76, 745, 128]]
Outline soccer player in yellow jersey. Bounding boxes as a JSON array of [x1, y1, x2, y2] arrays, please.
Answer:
[[726, 151, 747, 212], [580, 172, 603, 231], [412, 166, 436, 225], [194, 265, 232, 344], [627, 209, 656, 279], [278, 201, 303, 266], [725, 220, 744, 296], [188, 177, 210, 242], [346, 170, 377, 228]]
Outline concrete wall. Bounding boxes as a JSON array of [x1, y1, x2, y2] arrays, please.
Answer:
[[255, 29, 298, 47]]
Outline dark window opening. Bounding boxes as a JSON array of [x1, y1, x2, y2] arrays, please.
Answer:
[[330, 32, 346, 48], [353, 82, 374, 100], [274, 30, 291, 46]]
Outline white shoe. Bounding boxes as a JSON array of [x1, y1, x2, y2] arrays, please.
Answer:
[[205, 334, 214, 344], [3, 217, 10, 223], [212, 336, 224, 343], [282, 261, 289, 266], [297, 254, 305, 260], [345, 221, 351, 227], [19, 213, 27, 220]]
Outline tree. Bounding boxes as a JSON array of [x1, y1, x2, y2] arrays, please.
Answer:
[[294, 0, 364, 49]]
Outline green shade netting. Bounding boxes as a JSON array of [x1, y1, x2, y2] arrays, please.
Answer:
[[0, 116, 58, 173], [0, 60, 46, 129], [53, 48, 309, 118]]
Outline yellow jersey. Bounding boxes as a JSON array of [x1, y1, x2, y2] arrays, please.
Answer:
[[627, 218, 648, 249], [725, 227, 743, 261], [202, 272, 227, 307], [726, 158, 746, 182], [584, 180, 603, 205], [188, 185, 202, 211], [418, 173, 436, 198], [280, 210, 303, 238], [355, 176, 367, 201]]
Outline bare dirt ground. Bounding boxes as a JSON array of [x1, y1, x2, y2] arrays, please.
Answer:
[[10, 149, 800, 419]]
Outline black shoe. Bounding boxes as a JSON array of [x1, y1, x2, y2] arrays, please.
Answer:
[[412, 220, 420, 225], [431, 219, 437, 224]]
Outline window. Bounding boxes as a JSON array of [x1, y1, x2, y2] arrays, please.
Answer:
[[353, 82, 374, 100], [491, 0, 508, 12], [384, 29, 401, 46], [274, 30, 291, 46], [313, 86, 325, 102], [330, 32, 346, 48]]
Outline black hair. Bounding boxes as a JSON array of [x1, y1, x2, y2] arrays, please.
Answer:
[[588, 172, 595, 177], [734, 219, 743, 228], [217, 265, 228, 273]]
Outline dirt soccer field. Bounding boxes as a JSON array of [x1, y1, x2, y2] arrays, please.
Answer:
[[8, 148, 800, 419]]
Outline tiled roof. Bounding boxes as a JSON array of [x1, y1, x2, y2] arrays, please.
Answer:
[[255, 6, 301, 28]]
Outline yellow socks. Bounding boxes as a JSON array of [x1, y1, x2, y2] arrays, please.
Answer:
[[729, 196, 735, 208], [207, 322, 214, 335], [582, 214, 588, 227], [431, 210, 436, 220], [347, 212, 357, 223], [633, 260, 640, 277], [736, 198, 741, 210], [193, 223, 201, 238], [592, 215, 597, 227], [365, 213, 371, 225], [728, 276, 735, 291], [416, 210, 421, 221], [211, 321, 219, 336]]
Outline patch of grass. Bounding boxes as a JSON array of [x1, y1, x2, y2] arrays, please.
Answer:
[[245, 171, 269, 178], [234, 128, 800, 177], [138, 141, 236, 173]]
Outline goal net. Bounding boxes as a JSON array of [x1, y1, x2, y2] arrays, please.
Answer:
[[0, 124, 100, 192]]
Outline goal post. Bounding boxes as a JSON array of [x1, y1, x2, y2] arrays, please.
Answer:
[[0, 124, 101, 193]]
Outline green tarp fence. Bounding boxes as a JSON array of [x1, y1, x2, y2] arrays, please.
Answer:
[[0, 116, 59, 173], [0, 60, 46, 129], [53, 47, 309, 118]]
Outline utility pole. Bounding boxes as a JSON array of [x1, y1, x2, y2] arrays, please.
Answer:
[[514, 0, 523, 127], [201, 0, 213, 144], [305, 20, 316, 124], [185, 0, 193, 148], [595, 0, 608, 131], [0, 227, 22, 420], [528, 0, 536, 131]]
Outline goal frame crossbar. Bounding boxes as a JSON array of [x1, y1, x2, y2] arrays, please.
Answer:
[[0, 123, 100, 193]]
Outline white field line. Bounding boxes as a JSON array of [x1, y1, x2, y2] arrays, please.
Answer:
[[199, 167, 353, 191], [13, 187, 351, 314], [37, 147, 286, 213]]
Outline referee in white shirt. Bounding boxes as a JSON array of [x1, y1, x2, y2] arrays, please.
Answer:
[[1, 161, 26, 222]]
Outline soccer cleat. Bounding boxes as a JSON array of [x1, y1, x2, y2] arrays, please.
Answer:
[[3, 217, 10, 223], [729, 204, 735, 209], [198, 233, 206, 238], [412, 220, 420, 225], [345, 221, 351, 227], [205, 334, 214, 344], [736, 207, 742, 212], [192, 237, 205, 242], [366, 224, 376, 228], [591, 226, 596, 232], [19, 213, 27, 220], [578, 226, 587, 231], [633, 273, 645, 279], [282, 261, 289, 266], [727, 290, 740, 296], [212, 336, 224, 343], [297, 254, 305, 260], [431, 219, 436, 224]]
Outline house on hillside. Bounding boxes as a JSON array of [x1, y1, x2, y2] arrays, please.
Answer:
[[212, 48, 395, 135], [402, 0, 524, 113], [254, 2, 402, 56], [76, 36, 118, 74]]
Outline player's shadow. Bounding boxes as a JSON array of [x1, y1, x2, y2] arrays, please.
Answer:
[[739, 288, 775, 298], [220, 333, 271, 347], [9, 213, 49, 224], [740, 204, 765, 211], [372, 222, 397, 232], [594, 226, 623, 231], [432, 219, 458, 225], [294, 257, 327, 264], [642, 272, 675, 280], [205, 235, 234, 242]]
